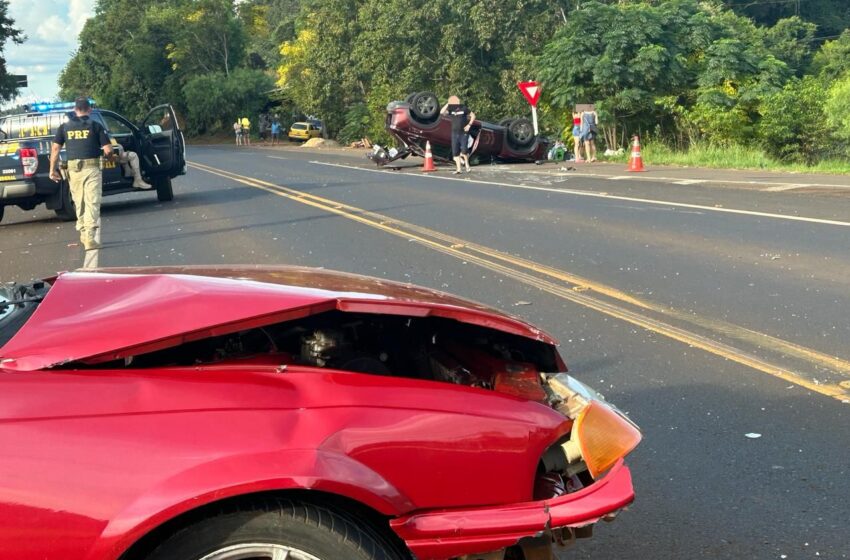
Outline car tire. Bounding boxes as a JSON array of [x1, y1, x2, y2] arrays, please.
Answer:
[[410, 91, 439, 123], [0, 205, 4, 223], [143, 500, 406, 560], [405, 92, 417, 104], [498, 118, 514, 128], [507, 117, 535, 149], [154, 177, 174, 202], [53, 180, 76, 221]]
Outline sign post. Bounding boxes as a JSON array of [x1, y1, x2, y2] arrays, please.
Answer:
[[517, 81, 541, 135]]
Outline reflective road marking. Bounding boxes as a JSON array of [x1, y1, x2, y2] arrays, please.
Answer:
[[309, 161, 850, 228]]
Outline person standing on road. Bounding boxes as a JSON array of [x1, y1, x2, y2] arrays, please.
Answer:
[[271, 119, 281, 145], [48, 97, 114, 251], [241, 116, 252, 146], [580, 108, 598, 163], [440, 95, 475, 174], [571, 111, 584, 162], [233, 119, 243, 146], [258, 114, 268, 144]]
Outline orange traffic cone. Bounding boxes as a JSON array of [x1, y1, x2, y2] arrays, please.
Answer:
[[422, 141, 437, 172], [627, 135, 646, 172]]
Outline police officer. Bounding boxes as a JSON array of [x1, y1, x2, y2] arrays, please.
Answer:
[[49, 97, 114, 250]]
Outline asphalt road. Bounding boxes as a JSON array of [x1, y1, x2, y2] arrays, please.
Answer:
[[2, 145, 849, 559]]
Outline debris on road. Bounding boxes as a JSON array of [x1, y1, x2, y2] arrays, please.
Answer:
[[514, 300, 532, 306], [744, 433, 762, 439], [302, 138, 339, 148]]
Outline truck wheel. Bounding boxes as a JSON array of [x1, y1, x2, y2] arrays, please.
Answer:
[[410, 92, 439, 122], [0, 205, 4, 224], [54, 181, 76, 221], [143, 500, 406, 560], [154, 177, 174, 202], [507, 117, 535, 148]]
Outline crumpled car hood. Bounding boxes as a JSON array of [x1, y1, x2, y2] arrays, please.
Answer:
[[0, 266, 556, 371]]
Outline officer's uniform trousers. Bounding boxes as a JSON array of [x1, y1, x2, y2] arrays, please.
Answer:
[[67, 158, 102, 240]]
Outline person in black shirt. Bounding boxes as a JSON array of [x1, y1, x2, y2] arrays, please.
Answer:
[[49, 97, 114, 250], [440, 95, 476, 174]]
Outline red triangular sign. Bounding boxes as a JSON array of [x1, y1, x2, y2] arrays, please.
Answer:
[[518, 81, 541, 107]]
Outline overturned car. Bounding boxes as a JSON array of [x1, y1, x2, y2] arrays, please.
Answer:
[[0, 266, 640, 560], [372, 92, 551, 166]]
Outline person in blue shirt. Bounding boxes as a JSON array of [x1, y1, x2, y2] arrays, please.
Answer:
[[271, 120, 282, 146]]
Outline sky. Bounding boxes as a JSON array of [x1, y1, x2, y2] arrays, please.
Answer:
[[4, 0, 95, 107]]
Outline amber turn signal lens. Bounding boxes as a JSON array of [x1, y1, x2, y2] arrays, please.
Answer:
[[574, 400, 642, 479]]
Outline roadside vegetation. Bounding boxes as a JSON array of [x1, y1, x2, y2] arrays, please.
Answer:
[[34, 0, 850, 173]]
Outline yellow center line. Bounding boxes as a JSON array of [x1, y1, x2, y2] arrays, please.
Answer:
[[188, 161, 850, 402]]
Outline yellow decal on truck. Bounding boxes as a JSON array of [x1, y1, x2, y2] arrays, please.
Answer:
[[18, 125, 50, 138], [0, 142, 20, 156]]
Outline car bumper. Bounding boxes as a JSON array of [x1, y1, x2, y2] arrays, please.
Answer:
[[390, 460, 634, 560], [0, 181, 36, 200]]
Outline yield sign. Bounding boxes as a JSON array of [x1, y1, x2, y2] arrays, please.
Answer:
[[517, 81, 541, 107]]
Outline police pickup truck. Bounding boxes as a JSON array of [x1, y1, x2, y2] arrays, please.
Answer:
[[0, 101, 185, 224]]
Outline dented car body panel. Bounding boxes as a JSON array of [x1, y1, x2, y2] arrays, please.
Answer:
[[0, 266, 557, 371], [0, 267, 637, 560]]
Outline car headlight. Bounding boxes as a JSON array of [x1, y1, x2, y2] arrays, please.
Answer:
[[547, 374, 641, 479]]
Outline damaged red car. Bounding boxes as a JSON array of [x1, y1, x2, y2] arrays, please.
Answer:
[[372, 92, 551, 166], [0, 266, 641, 560]]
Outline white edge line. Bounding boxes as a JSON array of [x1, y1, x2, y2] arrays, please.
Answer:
[[308, 160, 850, 228], [497, 168, 848, 190]]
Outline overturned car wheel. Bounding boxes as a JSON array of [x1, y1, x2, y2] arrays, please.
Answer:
[[410, 92, 439, 123], [507, 117, 535, 149], [144, 500, 406, 560]]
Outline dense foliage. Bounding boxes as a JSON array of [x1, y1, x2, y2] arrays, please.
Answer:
[[0, 0, 23, 102], [57, 0, 850, 163]]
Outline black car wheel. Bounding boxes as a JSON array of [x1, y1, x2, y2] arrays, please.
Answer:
[[498, 118, 515, 128], [54, 180, 76, 221], [143, 500, 406, 560], [0, 205, 4, 223], [410, 92, 439, 122], [154, 177, 174, 202], [507, 117, 535, 148]]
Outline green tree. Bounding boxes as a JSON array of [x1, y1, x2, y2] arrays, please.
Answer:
[[723, 0, 850, 36], [60, 0, 174, 120], [759, 75, 834, 163], [239, 0, 300, 70], [540, 0, 712, 147], [276, 0, 362, 135], [182, 67, 274, 134], [824, 74, 850, 155], [810, 30, 850, 81], [0, 0, 23, 102], [763, 16, 817, 76]]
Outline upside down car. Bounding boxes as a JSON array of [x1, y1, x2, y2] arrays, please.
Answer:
[[372, 92, 551, 166], [0, 266, 641, 560]]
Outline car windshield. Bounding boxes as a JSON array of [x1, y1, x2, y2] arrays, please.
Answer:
[[292, 124, 307, 130]]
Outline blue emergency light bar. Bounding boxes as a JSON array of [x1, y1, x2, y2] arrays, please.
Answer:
[[27, 99, 96, 113]]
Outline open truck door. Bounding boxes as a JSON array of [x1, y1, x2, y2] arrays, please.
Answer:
[[139, 105, 185, 178]]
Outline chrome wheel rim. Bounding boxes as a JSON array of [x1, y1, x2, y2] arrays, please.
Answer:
[[199, 543, 323, 560]]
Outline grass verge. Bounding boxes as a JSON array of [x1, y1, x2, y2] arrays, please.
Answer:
[[612, 141, 850, 175]]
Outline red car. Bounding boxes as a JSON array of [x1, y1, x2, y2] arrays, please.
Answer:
[[374, 92, 551, 165], [0, 266, 640, 560]]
